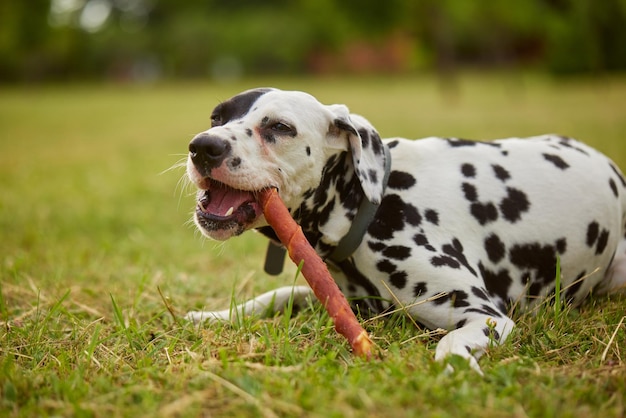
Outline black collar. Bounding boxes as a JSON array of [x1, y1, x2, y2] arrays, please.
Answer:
[[264, 144, 392, 275]]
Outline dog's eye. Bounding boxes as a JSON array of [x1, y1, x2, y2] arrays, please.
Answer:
[[271, 122, 295, 134]]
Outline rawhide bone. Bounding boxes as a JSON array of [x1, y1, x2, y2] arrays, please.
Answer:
[[258, 187, 373, 358]]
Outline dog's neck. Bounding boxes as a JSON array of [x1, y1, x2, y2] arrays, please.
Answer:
[[255, 151, 358, 258], [256, 152, 359, 275], [292, 151, 363, 258], [259, 146, 390, 275]]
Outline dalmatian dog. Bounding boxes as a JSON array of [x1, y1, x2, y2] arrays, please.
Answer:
[[185, 87, 626, 371]]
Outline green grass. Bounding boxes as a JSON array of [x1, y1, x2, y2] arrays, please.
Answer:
[[1, 73, 626, 417]]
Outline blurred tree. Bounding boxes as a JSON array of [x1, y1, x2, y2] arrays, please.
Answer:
[[0, 0, 624, 82], [0, 0, 56, 80], [544, 0, 626, 73]]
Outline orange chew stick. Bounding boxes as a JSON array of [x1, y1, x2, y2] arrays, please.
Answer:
[[259, 188, 373, 358]]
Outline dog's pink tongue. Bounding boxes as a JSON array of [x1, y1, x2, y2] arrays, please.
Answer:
[[206, 184, 255, 216]]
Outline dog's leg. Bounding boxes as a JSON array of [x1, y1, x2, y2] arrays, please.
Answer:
[[434, 315, 515, 374], [185, 285, 314, 323]]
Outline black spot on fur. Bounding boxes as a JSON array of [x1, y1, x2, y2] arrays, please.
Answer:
[[306, 146, 311, 156], [609, 178, 618, 197], [565, 271, 586, 300], [383, 245, 412, 260], [586, 221, 600, 247], [377, 259, 396, 274], [433, 290, 470, 308], [446, 138, 502, 148], [404, 204, 422, 226], [425, 209, 439, 225], [557, 136, 590, 156], [246, 128, 253, 137], [543, 153, 570, 170], [368, 169, 379, 184], [465, 305, 503, 318], [376, 260, 408, 290], [442, 238, 477, 276], [388, 171, 416, 190], [369, 195, 422, 241], [368, 241, 386, 252], [462, 183, 478, 202], [414, 234, 437, 252], [210, 88, 271, 127], [509, 243, 558, 285], [555, 238, 567, 254], [471, 286, 490, 301], [492, 164, 511, 182], [387, 140, 400, 149], [413, 282, 428, 297], [482, 326, 501, 341], [447, 138, 478, 147], [316, 199, 336, 228], [390, 272, 408, 289], [484, 234, 506, 263], [492, 328, 501, 340], [596, 229, 610, 255], [369, 131, 384, 156], [499, 187, 530, 223], [461, 163, 476, 178], [431, 255, 460, 270], [528, 282, 543, 298], [471, 202, 499, 225], [302, 188, 315, 200], [609, 163, 626, 188], [229, 157, 242, 168], [478, 262, 513, 306], [358, 128, 370, 149]]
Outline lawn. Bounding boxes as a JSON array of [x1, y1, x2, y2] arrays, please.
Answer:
[[1, 73, 625, 417]]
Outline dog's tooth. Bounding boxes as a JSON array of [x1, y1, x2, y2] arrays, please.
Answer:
[[225, 207, 235, 217]]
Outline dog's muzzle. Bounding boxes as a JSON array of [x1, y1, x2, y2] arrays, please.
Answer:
[[189, 133, 231, 177], [188, 133, 266, 239]]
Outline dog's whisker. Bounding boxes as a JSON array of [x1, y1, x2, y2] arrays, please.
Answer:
[[160, 158, 188, 176], [175, 174, 195, 197]]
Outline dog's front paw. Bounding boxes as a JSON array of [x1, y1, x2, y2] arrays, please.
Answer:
[[184, 309, 230, 323]]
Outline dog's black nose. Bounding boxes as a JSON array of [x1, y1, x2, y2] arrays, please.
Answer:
[[189, 133, 231, 172]]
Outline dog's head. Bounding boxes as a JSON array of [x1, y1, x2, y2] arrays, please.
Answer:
[[187, 88, 387, 241]]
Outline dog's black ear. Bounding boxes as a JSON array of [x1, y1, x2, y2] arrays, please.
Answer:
[[328, 105, 387, 205]]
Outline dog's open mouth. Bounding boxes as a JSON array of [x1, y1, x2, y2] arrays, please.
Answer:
[[194, 179, 264, 238]]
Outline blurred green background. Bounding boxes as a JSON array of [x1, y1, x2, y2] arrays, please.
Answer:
[[2, 0, 626, 83]]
